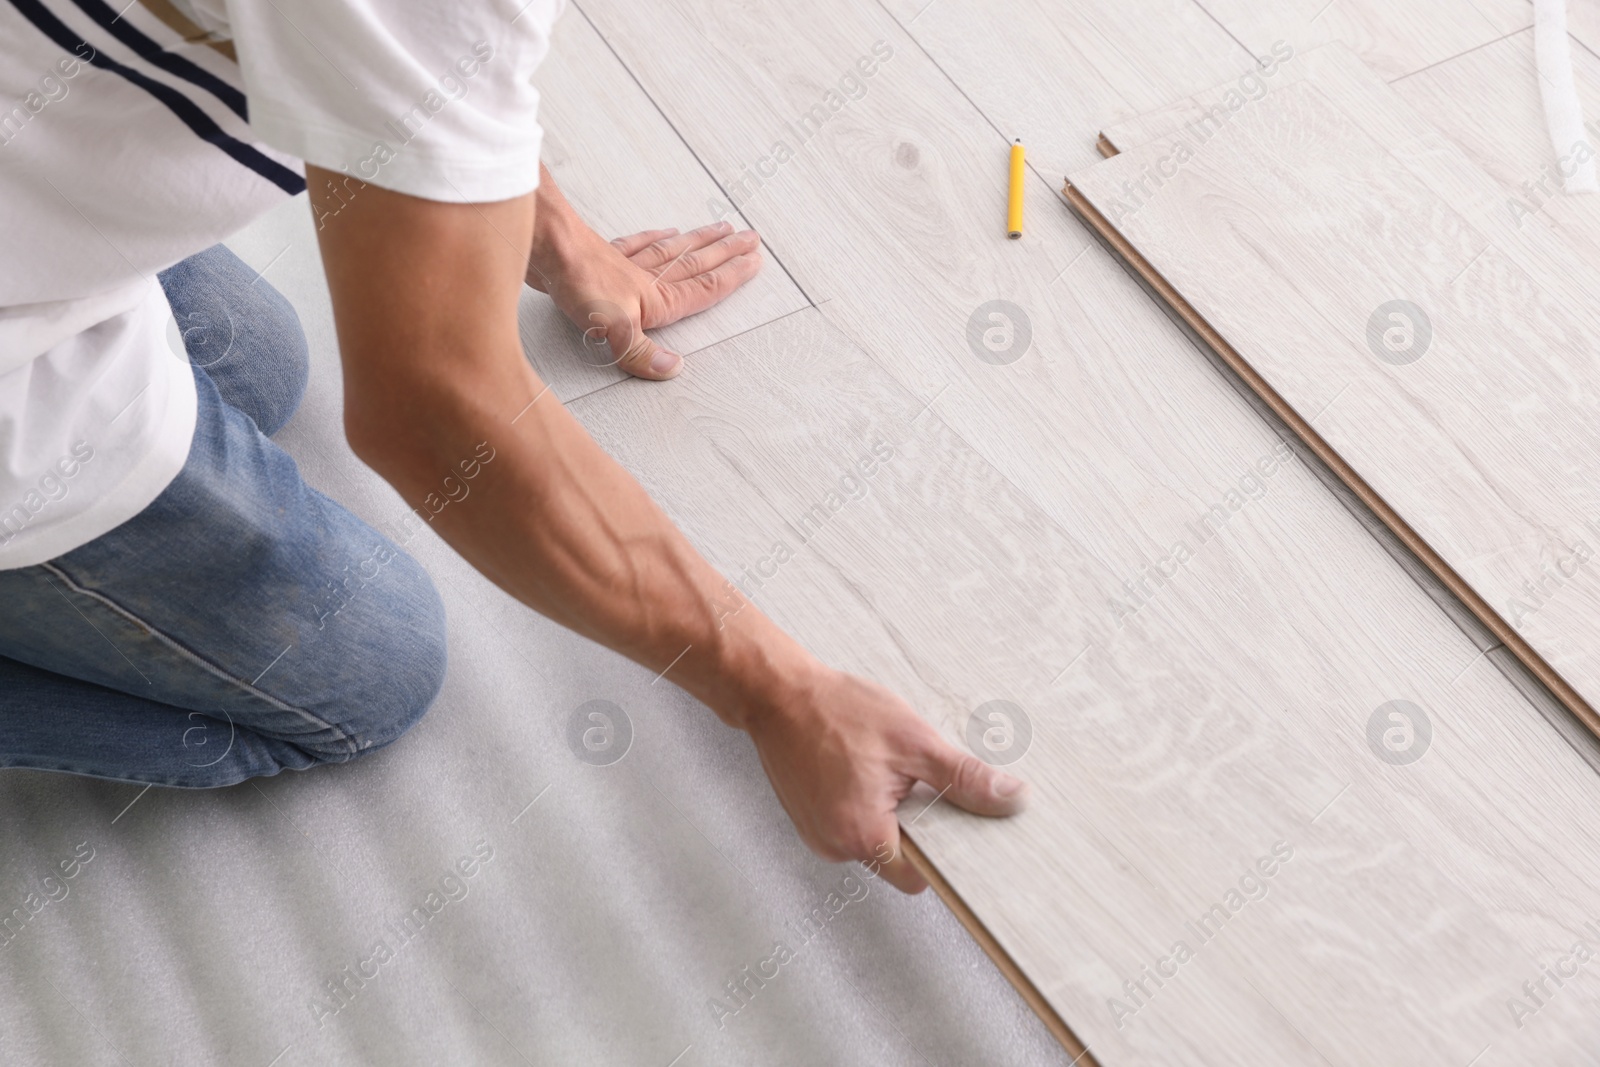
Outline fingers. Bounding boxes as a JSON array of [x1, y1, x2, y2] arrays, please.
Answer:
[[628, 221, 736, 273], [816, 813, 926, 895], [910, 732, 1030, 818], [661, 252, 764, 322], [653, 228, 762, 284], [865, 831, 928, 894], [609, 227, 679, 257]]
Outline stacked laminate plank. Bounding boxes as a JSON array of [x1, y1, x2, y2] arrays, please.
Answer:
[[1071, 42, 1600, 740]]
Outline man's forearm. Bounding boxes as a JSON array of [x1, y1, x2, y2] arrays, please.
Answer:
[[358, 355, 817, 730], [316, 167, 811, 728], [311, 164, 1023, 894]]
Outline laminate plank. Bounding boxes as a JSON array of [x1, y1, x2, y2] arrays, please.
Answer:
[[1190, 0, 1530, 81], [876, 0, 1253, 179], [883, 8, 1504, 659], [1110, 226, 1506, 656], [1073, 45, 1600, 760], [569, 305, 1600, 1067], [1106, 31, 1600, 262], [1390, 28, 1600, 264], [565, 4, 1600, 1062], [1567, 6, 1600, 66], [521, 7, 810, 400]]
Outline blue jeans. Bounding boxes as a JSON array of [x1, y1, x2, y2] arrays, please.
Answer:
[[0, 245, 448, 788]]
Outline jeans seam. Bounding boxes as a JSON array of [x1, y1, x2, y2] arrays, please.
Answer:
[[39, 561, 358, 756]]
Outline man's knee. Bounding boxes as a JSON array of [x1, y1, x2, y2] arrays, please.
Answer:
[[235, 283, 310, 437], [160, 243, 310, 436], [321, 552, 449, 760]]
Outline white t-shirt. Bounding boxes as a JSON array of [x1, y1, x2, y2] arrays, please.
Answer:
[[0, 0, 564, 568]]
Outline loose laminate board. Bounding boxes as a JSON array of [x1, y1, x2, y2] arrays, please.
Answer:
[[1104, 30, 1600, 261], [1073, 45, 1600, 732], [571, 4, 1600, 1063], [1387, 28, 1600, 265], [569, 307, 1600, 1067]]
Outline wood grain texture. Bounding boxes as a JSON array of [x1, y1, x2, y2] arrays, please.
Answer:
[[519, 6, 810, 401], [569, 304, 1600, 1067], [1389, 28, 1600, 266], [1567, 6, 1600, 67], [1100, 44, 1600, 301], [1073, 42, 1600, 745], [877, 0, 1253, 179], [1190, 0, 1529, 80], [1107, 31, 1600, 260], [565, 5, 1600, 1062]]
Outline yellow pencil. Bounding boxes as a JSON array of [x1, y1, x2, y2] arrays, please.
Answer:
[[1007, 139, 1025, 239]]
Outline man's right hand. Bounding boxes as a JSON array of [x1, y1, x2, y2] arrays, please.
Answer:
[[745, 664, 1030, 894]]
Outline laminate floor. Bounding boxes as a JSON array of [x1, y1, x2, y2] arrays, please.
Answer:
[[878, 0, 1253, 179], [521, 9, 810, 402], [9, 3, 1600, 1067], [566, 2, 1600, 1062], [1189, 0, 1530, 80], [570, 299, 1600, 1067], [1074, 41, 1600, 736], [1388, 28, 1600, 265]]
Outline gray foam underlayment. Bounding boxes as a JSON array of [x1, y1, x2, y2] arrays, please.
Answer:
[[0, 195, 1068, 1066]]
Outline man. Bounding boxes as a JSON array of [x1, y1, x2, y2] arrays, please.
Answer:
[[0, 0, 1025, 893]]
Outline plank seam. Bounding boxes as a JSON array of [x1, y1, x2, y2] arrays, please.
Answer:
[[567, 0, 817, 310], [1061, 179, 1600, 744]]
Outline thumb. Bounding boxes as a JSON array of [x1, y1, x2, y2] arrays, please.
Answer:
[[611, 327, 683, 381], [575, 299, 683, 379], [913, 734, 1030, 818]]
